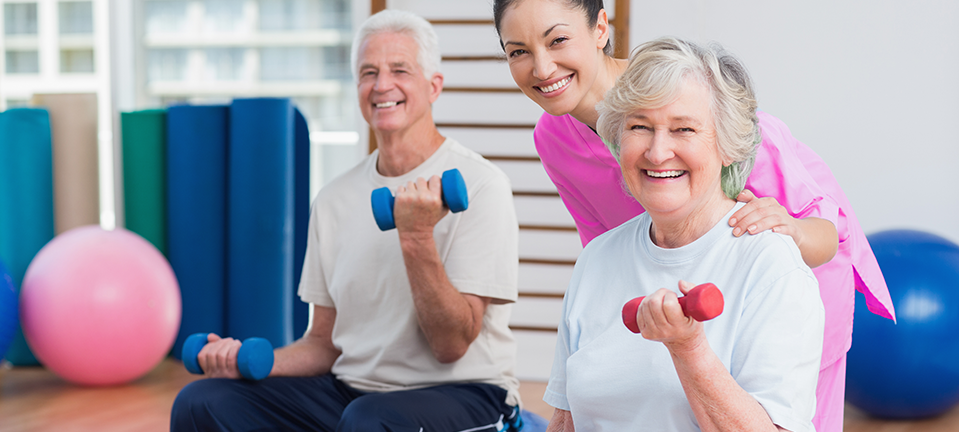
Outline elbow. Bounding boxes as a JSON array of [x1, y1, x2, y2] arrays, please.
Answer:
[[433, 345, 469, 364]]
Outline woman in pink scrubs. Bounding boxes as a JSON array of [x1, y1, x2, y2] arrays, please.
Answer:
[[492, 0, 896, 430]]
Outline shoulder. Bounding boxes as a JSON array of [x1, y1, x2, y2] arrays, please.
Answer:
[[730, 230, 817, 291], [442, 138, 511, 190], [312, 153, 374, 205]]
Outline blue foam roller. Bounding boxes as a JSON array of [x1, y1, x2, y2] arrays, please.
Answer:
[[292, 109, 310, 338], [167, 105, 229, 359], [0, 108, 54, 365], [0, 260, 17, 360], [228, 98, 294, 348]]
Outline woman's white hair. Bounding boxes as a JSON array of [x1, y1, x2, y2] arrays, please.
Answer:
[[597, 37, 761, 199], [350, 9, 442, 79]]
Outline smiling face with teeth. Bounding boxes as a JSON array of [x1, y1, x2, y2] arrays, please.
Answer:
[[498, 0, 614, 122], [618, 77, 734, 229], [356, 31, 443, 138]]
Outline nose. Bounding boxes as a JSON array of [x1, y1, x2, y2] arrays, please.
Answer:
[[645, 130, 675, 166], [373, 72, 395, 92], [532, 51, 557, 81]]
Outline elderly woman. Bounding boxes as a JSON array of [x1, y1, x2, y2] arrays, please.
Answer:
[[543, 38, 825, 431]]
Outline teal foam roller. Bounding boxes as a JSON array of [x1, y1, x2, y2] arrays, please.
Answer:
[[181, 333, 274, 380], [370, 168, 469, 231]]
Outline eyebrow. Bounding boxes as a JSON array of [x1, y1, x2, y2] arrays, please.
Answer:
[[627, 114, 704, 125], [503, 23, 570, 48]]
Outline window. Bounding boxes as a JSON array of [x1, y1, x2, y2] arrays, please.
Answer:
[[5, 50, 40, 73], [203, 48, 245, 81], [4, 3, 39, 35], [147, 49, 188, 81], [61, 49, 95, 73], [144, 0, 189, 35], [59, 1, 94, 34]]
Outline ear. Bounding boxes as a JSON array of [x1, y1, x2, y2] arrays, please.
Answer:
[[594, 9, 612, 51], [429, 72, 444, 104]]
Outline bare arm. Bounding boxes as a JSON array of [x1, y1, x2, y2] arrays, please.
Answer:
[[195, 305, 340, 378], [545, 409, 575, 432], [731, 190, 838, 268], [270, 304, 341, 377], [394, 176, 490, 363], [637, 282, 788, 432]]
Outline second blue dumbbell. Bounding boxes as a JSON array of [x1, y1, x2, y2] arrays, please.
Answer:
[[182, 333, 274, 380], [371, 168, 469, 231]]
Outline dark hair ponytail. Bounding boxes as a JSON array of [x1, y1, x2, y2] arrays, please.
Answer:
[[493, 0, 612, 56]]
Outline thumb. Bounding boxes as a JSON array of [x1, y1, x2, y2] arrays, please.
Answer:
[[206, 333, 222, 343], [678, 280, 695, 296], [737, 189, 756, 203]]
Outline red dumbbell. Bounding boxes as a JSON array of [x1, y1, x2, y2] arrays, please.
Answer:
[[622, 283, 724, 334]]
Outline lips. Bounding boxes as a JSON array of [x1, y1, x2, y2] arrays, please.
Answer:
[[535, 74, 572, 94], [645, 170, 686, 179]]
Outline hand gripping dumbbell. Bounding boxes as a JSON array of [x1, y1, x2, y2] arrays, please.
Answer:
[[371, 168, 469, 231], [621, 283, 724, 334], [182, 333, 274, 380]]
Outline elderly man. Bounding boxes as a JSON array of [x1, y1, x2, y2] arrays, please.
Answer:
[[170, 9, 521, 432]]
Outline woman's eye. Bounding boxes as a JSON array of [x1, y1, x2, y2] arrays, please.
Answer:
[[508, 49, 527, 58], [631, 124, 650, 131], [551, 36, 569, 46], [677, 127, 695, 133]]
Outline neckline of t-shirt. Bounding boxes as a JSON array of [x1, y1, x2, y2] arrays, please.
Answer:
[[639, 202, 745, 264], [368, 138, 454, 188]]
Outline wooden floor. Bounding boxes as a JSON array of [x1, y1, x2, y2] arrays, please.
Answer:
[[1, 359, 957, 431]]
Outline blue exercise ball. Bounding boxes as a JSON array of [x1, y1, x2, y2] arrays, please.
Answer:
[[0, 259, 17, 361], [847, 229, 959, 419]]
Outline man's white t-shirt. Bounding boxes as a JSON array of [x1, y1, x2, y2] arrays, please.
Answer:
[[299, 138, 521, 406], [545, 202, 824, 431]]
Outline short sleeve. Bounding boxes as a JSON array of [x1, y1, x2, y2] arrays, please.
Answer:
[[297, 202, 333, 307], [544, 292, 572, 411], [747, 112, 843, 236], [732, 264, 824, 432], [443, 169, 519, 303]]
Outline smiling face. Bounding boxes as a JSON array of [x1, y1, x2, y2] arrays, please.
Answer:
[[618, 77, 732, 223], [356, 31, 442, 136], [498, 0, 609, 117]]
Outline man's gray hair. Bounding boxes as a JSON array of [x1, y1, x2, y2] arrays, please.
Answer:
[[597, 37, 761, 199], [351, 9, 442, 79]]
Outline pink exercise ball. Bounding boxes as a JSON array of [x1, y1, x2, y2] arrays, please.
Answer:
[[20, 226, 181, 386]]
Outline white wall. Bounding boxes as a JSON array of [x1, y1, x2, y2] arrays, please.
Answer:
[[630, 0, 959, 243]]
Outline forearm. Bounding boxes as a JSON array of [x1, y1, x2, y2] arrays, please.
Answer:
[[270, 334, 340, 377], [546, 409, 575, 432], [399, 230, 484, 363], [270, 305, 341, 377], [668, 338, 784, 432], [794, 217, 838, 268]]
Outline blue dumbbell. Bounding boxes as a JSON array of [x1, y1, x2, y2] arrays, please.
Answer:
[[371, 168, 469, 231], [182, 333, 274, 380]]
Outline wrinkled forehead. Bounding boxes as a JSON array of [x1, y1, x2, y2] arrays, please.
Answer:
[[356, 31, 421, 68]]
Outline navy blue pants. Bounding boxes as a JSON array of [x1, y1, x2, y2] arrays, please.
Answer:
[[170, 374, 519, 432]]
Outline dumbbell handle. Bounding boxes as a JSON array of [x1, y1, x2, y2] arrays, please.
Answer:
[[182, 333, 274, 380], [622, 283, 724, 334]]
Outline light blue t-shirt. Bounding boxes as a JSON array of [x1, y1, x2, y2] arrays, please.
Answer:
[[545, 203, 824, 432]]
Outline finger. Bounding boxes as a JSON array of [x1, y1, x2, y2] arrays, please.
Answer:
[[736, 189, 756, 203], [661, 290, 685, 327], [677, 280, 695, 296], [649, 289, 673, 330], [206, 333, 221, 343]]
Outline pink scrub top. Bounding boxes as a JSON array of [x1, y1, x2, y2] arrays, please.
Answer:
[[533, 111, 896, 369]]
